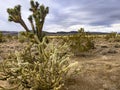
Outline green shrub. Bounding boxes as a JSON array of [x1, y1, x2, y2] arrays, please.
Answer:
[[65, 28, 94, 55], [6, 34, 12, 39], [0, 32, 4, 42], [18, 31, 26, 43], [12, 35, 18, 40], [105, 32, 117, 40], [0, 38, 78, 90], [4, 34, 14, 42], [18, 31, 35, 43]]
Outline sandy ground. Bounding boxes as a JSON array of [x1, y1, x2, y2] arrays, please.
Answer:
[[63, 38, 120, 90], [0, 38, 120, 90]]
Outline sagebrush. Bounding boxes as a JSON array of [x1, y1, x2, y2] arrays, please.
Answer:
[[63, 28, 94, 55]]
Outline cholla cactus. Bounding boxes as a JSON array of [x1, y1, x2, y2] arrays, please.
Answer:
[[0, 37, 78, 90], [7, 0, 49, 42]]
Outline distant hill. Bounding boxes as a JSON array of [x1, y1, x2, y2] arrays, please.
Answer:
[[1, 31, 18, 35], [0, 31, 109, 36]]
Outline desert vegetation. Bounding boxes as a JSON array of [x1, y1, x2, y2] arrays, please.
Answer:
[[0, 32, 5, 42], [65, 28, 94, 56], [1, 28, 120, 90], [0, 0, 120, 90], [0, 0, 79, 90]]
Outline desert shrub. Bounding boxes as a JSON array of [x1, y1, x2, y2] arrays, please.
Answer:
[[105, 32, 117, 40], [18, 31, 48, 44], [12, 35, 18, 40], [18, 31, 26, 43], [105, 32, 120, 42], [0, 32, 4, 42], [18, 31, 35, 43], [112, 35, 120, 42], [6, 34, 12, 39], [0, 37, 78, 90], [4, 34, 14, 42], [64, 28, 94, 55]]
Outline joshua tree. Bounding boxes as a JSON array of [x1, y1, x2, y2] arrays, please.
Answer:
[[7, 0, 49, 41]]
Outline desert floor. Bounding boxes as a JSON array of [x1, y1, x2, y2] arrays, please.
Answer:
[[0, 38, 120, 90]]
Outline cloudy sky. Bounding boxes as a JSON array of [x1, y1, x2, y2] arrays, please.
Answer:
[[0, 0, 120, 32]]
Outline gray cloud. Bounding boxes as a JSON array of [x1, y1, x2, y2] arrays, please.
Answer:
[[0, 0, 120, 32], [50, 0, 120, 26]]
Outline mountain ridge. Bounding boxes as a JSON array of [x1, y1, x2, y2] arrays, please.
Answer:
[[0, 30, 110, 35]]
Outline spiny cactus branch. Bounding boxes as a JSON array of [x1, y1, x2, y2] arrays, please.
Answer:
[[20, 19, 30, 32], [28, 15, 36, 33], [29, 0, 49, 41], [7, 0, 49, 42], [7, 5, 30, 32]]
